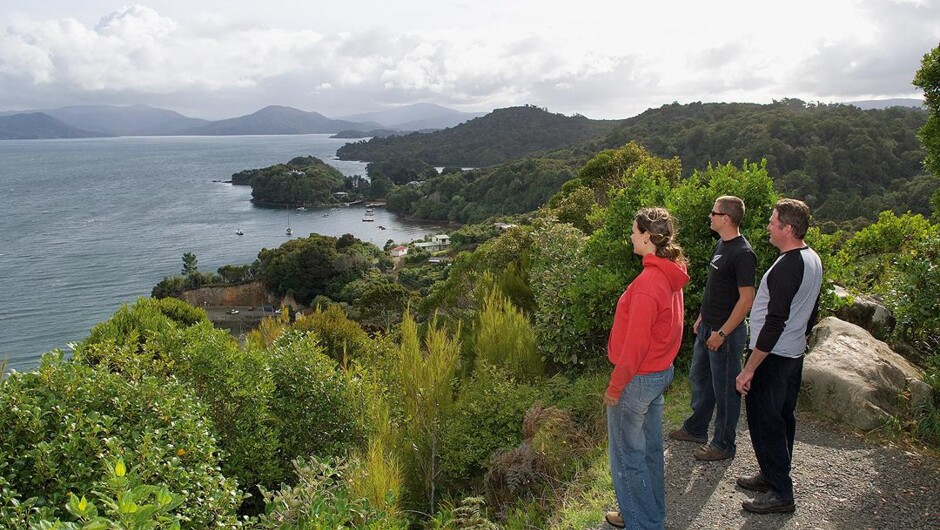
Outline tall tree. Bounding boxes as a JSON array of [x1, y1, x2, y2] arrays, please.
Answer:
[[914, 43, 940, 220]]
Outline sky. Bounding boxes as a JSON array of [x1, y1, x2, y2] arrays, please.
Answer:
[[0, 0, 937, 120]]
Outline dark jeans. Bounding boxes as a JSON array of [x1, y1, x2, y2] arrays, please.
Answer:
[[745, 353, 804, 501], [682, 323, 745, 453]]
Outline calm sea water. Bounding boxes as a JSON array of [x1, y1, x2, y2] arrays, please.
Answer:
[[0, 134, 440, 372]]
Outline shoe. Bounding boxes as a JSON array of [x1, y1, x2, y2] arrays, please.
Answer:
[[736, 473, 771, 493], [604, 511, 625, 528], [668, 427, 707, 444], [742, 490, 795, 514], [694, 443, 735, 461]]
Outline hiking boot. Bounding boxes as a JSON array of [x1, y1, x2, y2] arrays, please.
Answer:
[[604, 511, 625, 528], [668, 427, 707, 444], [742, 490, 795, 514], [694, 443, 735, 461], [736, 473, 771, 492]]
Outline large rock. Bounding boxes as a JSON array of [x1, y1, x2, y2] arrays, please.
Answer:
[[802, 317, 932, 430], [832, 285, 895, 340]]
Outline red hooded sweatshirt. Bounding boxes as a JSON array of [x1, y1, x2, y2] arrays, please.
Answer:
[[606, 253, 690, 400]]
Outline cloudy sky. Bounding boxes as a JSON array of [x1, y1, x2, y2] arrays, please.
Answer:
[[0, 0, 936, 120]]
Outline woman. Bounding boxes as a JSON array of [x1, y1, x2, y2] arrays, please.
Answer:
[[603, 207, 689, 530]]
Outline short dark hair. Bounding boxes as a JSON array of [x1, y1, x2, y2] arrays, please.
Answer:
[[715, 196, 745, 226], [774, 198, 811, 239]]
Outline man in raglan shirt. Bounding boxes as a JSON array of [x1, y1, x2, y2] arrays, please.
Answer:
[[670, 196, 756, 461], [735, 198, 823, 514]]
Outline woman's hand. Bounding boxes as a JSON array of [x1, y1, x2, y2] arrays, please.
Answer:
[[603, 393, 619, 407]]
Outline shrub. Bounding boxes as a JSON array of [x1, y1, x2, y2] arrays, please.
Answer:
[[484, 403, 593, 513], [267, 331, 366, 468], [31, 458, 185, 530], [473, 288, 543, 380], [543, 372, 609, 440], [440, 364, 542, 489], [396, 314, 461, 514], [172, 325, 283, 496], [292, 304, 371, 362], [0, 353, 240, 529], [82, 297, 208, 352], [256, 457, 407, 530]]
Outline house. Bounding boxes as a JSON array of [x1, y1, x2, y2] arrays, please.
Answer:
[[390, 245, 409, 258], [414, 234, 451, 252]]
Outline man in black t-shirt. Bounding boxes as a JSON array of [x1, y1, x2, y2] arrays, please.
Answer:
[[670, 196, 756, 461]]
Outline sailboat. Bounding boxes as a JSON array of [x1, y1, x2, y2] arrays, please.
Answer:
[[286, 209, 293, 236]]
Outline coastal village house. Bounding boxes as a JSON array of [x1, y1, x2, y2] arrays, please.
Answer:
[[413, 234, 451, 252], [390, 245, 409, 258]]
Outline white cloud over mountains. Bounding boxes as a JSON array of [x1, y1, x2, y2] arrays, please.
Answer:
[[0, 0, 935, 119]]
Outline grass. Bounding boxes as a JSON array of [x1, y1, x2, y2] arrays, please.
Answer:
[[547, 377, 692, 529]]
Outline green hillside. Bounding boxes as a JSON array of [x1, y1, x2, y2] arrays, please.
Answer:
[[336, 105, 624, 167]]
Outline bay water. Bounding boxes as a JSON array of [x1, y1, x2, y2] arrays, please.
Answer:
[[0, 134, 439, 372]]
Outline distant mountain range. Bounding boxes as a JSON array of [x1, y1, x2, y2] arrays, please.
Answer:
[[338, 102, 486, 130], [0, 98, 924, 141], [0, 102, 486, 140], [0, 112, 111, 140]]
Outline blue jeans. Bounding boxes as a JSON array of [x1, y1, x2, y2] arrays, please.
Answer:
[[682, 323, 745, 453], [607, 366, 674, 530]]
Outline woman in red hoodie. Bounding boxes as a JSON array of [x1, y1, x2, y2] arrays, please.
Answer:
[[602, 207, 689, 530]]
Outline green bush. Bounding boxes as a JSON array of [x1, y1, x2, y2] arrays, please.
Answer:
[[473, 288, 543, 380], [440, 364, 542, 489], [292, 304, 372, 362], [80, 297, 207, 360], [256, 457, 407, 530], [171, 324, 283, 495], [0, 353, 240, 529], [267, 331, 366, 468]]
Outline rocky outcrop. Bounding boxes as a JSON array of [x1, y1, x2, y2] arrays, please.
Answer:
[[802, 317, 932, 430], [180, 281, 275, 308], [832, 285, 895, 340]]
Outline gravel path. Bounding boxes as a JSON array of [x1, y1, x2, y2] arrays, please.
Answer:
[[599, 413, 940, 529]]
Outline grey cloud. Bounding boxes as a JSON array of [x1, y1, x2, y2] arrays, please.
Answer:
[[787, 0, 940, 97]]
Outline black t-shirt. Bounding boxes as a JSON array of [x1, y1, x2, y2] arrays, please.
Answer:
[[700, 235, 757, 329]]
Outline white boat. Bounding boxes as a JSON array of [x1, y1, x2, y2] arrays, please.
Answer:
[[235, 229, 244, 235], [286, 209, 293, 235], [296, 206, 306, 211], [362, 218, 375, 222]]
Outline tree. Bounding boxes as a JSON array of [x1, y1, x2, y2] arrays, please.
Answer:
[[181, 252, 198, 277], [914, 44, 940, 178], [354, 277, 416, 330]]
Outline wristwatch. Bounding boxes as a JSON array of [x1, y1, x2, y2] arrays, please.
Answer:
[[717, 329, 726, 338]]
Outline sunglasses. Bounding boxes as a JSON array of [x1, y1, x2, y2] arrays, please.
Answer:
[[709, 211, 729, 216]]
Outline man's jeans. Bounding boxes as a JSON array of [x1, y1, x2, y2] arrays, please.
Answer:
[[746, 353, 804, 501], [682, 323, 746, 453], [607, 366, 674, 530]]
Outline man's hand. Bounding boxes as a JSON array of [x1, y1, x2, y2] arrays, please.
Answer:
[[706, 331, 725, 351], [693, 314, 702, 335], [603, 393, 619, 407], [736, 371, 753, 395]]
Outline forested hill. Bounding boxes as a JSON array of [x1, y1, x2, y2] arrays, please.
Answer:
[[576, 100, 934, 225], [336, 105, 624, 167]]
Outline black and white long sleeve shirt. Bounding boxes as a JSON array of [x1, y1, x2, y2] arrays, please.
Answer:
[[748, 247, 823, 358]]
